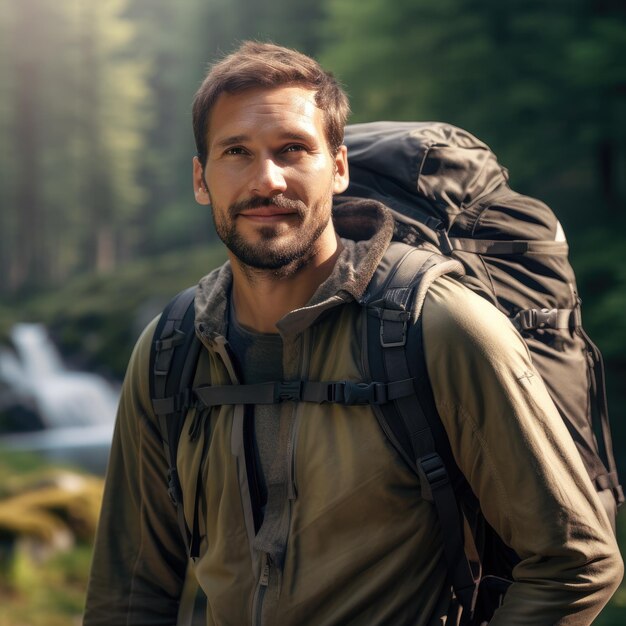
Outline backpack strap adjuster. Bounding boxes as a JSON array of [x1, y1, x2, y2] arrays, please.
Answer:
[[379, 312, 409, 347], [332, 381, 388, 405], [418, 452, 450, 501], [154, 329, 186, 352], [512, 307, 578, 331]]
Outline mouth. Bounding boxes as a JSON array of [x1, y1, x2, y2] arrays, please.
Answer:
[[237, 207, 298, 221], [231, 195, 305, 222]]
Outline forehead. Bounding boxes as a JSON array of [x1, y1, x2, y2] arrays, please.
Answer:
[[207, 86, 325, 149]]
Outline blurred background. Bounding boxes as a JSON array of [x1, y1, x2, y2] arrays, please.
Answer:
[[0, 0, 624, 624]]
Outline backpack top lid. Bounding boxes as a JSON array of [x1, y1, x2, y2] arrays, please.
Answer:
[[343, 121, 509, 229]]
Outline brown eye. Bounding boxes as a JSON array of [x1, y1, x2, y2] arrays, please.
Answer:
[[283, 144, 306, 153], [224, 146, 248, 156]]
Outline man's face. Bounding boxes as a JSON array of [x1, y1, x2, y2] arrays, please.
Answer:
[[193, 86, 348, 273]]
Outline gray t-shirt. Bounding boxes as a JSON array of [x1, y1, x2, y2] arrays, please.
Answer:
[[227, 300, 283, 512]]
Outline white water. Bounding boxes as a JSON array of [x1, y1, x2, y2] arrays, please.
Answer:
[[0, 323, 120, 428]]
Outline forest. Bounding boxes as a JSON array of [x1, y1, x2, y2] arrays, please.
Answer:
[[1, 0, 624, 290], [0, 0, 624, 621]]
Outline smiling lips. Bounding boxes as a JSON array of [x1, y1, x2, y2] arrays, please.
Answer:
[[237, 206, 299, 221]]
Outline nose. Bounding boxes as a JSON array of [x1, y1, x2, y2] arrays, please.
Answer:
[[249, 157, 287, 196]]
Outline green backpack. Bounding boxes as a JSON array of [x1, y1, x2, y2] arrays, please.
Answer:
[[149, 122, 622, 625]]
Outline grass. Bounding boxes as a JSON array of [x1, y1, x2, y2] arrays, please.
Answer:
[[0, 451, 103, 626], [1, 545, 92, 626]]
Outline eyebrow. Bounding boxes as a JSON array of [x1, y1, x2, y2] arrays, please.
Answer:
[[213, 131, 316, 150], [214, 134, 250, 149]]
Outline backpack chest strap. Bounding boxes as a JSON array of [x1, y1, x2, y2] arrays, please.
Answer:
[[169, 378, 416, 412]]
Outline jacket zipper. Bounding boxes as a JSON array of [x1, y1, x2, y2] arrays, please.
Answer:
[[252, 553, 271, 626], [252, 330, 308, 624]]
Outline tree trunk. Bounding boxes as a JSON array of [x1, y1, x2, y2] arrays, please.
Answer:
[[11, 0, 42, 291]]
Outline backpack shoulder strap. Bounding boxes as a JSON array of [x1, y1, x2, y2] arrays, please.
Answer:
[[364, 242, 479, 620], [363, 242, 464, 463], [149, 286, 201, 555]]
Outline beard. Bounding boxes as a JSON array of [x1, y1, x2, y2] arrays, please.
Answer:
[[211, 190, 333, 275]]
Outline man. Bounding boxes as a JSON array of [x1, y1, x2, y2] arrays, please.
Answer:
[[84, 41, 622, 625]]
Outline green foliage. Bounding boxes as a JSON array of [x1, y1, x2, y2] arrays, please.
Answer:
[[0, 452, 51, 499], [568, 226, 626, 478], [1, 545, 93, 626], [571, 229, 626, 366]]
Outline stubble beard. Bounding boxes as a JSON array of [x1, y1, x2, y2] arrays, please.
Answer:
[[212, 191, 334, 279]]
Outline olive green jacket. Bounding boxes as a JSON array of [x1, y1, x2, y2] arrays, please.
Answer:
[[85, 204, 622, 626]]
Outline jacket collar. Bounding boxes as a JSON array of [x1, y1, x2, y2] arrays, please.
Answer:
[[194, 198, 395, 338]]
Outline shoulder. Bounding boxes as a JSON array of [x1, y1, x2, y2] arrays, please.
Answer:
[[422, 274, 530, 366], [420, 274, 543, 417]]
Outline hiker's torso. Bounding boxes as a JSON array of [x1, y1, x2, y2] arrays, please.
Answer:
[[176, 220, 454, 625], [179, 295, 451, 626]]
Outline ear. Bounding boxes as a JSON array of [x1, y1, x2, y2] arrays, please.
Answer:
[[332, 145, 349, 194], [193, 156, 210, 205]]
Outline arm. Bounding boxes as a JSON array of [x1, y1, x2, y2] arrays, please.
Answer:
[[84, 318, 188, 626], [422, 275, 623, 626]]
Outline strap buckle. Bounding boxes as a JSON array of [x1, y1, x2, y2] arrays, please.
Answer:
[[332, 381, 388, 405], [418, 453, 450, 501], [380, 317, 408, 348], [154, 329, 187, 376], [514, 308, 557, 331], [154, 328, 186, 352]]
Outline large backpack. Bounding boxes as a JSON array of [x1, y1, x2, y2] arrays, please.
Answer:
[[149, 121, 623, 625], [341, 121, 622, 514]]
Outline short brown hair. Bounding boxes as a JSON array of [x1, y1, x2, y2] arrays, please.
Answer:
[[192, 41, 350, 165]]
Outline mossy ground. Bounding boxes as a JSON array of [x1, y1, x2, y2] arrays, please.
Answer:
[[0, 451, 102, 626]]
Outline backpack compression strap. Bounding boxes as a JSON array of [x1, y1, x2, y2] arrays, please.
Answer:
[[365, 242, 479, 621], [579, 326, 625, 506]]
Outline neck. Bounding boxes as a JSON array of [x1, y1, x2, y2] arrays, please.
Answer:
[[229, 235, 343, 333]]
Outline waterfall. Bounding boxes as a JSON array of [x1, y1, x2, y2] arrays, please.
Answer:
[[0, 323, 120, 428]]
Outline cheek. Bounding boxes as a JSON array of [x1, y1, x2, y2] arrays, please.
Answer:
[[288, 162, 335, 196], [206, 170, 238, 202]]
